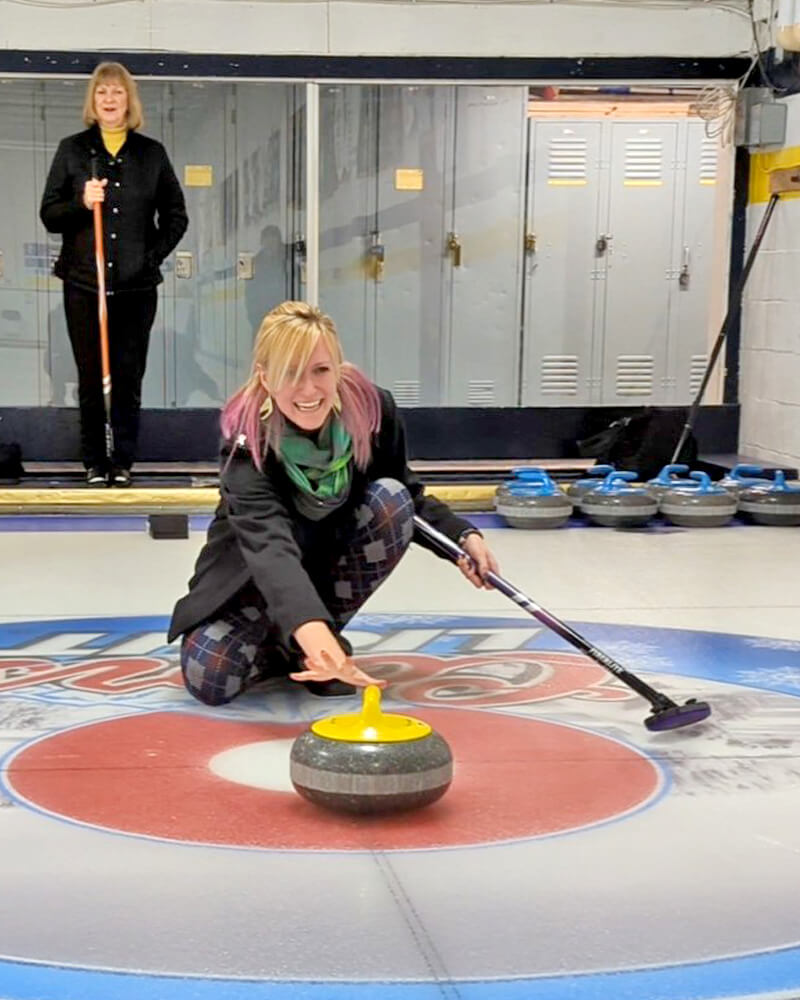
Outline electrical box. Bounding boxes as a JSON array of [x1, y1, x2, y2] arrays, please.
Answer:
[[735, 88, 788, 147]]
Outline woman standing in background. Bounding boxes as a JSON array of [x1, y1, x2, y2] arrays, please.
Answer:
[[40, 61, 188, 486]]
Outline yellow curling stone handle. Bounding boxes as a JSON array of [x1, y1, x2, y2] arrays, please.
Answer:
[[310, 685, 432, 743]]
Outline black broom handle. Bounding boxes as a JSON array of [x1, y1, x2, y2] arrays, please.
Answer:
[[413, 515, 674, 710], [671, 193, 780, 465]]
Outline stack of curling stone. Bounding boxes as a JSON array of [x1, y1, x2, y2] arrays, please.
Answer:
[[494, 467, 572, 529], [581, 471, 658, 528], [659, 471, 738, 527], [646, 464, 695, 503], [290, 685, 453, 815], [738, 471, 800, 526], [718, 464, 771, 497], [565, 464, 615, 510]]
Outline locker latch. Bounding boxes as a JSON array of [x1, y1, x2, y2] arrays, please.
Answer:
[[524, 233, 537, 254], [294, 237, 307, 286], [447, 233, 462, 267], [595, 234, 612, 256], [679, 246, 690, 289], [368, 233, 385, 282], [175, 251, 193, 279], [237, 253, 255, 280]]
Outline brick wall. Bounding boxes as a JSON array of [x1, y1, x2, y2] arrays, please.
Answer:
[[740, 94, 800, 467]]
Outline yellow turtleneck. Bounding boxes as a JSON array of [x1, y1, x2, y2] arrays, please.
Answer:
[[100, 126, 127, 158]]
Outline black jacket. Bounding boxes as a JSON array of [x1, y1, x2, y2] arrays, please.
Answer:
[[168, 390, 475, 645], [40, 125, 188, 293]]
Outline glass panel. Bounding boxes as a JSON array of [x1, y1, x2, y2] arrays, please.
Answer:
[[0, 81, 50, 405], [0, 78, 733, 415], [318, 84, 377, 370], [445, 86, 527, 406], [164, 81, 301, 407], [231, 83, 300, 394]]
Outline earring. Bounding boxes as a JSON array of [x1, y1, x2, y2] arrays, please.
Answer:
[[333, 391, 342, 415], [260, 394, 273, 420]]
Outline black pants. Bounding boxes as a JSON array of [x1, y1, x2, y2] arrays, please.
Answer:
[[63, 283, 158, 470]]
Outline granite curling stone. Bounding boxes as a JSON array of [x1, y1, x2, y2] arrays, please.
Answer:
[[646, 464, 694, 503], [565, 464, 615, 510], [737, 471, 800, 526], [581, 471, 657, 528], [718, 463, 771, 497], [495, 468, 572, 529], [290, 685, 453, 814], [659, 471, 738, 527]]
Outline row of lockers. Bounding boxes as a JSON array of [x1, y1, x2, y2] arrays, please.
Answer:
[[0, 80, 731, 408]]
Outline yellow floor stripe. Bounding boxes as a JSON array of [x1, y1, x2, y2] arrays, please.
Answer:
[[0, 484, 499, 514]]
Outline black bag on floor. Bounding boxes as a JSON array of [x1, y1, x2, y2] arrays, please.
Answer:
[[577, 408, 697, 481], [0, 441, 24, 484]]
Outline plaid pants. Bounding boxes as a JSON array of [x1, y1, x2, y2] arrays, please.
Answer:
[[180, 478, 413, 705]]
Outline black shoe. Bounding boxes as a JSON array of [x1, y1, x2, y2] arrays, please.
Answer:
[[86, 467, 108, 487], [111, 467, 132, 487], [303, 678, 358, 697]]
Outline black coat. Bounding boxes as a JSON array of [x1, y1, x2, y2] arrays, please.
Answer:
[[168, 390, 475, 646], [40, 125, 188, 293]]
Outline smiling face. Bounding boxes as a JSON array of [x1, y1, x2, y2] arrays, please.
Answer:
[[263, 340, 338, 432], [93, 78, 128, 129]]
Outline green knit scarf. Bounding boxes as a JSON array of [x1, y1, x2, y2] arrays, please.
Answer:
[[279, 416, 353, 500]]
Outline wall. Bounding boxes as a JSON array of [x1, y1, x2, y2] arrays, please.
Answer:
[[740, 93, 800, 468], [0, 0, 753, 60]]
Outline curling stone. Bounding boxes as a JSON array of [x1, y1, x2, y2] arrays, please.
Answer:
[[565, 464, 616, 510], [718, 464, 771, 497], [646, 464, 694, 503], [659, 471, 737, 527], [495, 469, 572, 529], [737, 471, 800, 526], [581, 471, 657, 528], [290, 685, 453, 815]]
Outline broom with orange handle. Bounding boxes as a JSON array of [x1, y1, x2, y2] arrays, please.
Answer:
[[91, 164, 114, 465]]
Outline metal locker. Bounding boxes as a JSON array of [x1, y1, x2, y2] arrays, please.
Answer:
[[230, 84, 298, 392], [444, 86, 527, 407], [166, 82, 233, 406], [600, 120, 680, 405], [166, 82, 298, 408], [666, 121, 728, 404], [134, 81, 173, 408], [0, 81, 45, 406], [318, 85, 378, 372], [373, 85, 452, 407], [34, 81, 82, 408], [521, 119, 604, 406]]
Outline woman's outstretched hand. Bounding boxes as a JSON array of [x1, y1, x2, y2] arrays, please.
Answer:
[[291, 620, 385, 687], [457, 533, 500, 590], [290, 648, 385, 688]]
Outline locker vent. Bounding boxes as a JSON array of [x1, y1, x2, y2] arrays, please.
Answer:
[[623, 138, 663, 185], [699, 139, 717, 185], [547, 137, 588, 185], [615, 356, 654, 395], [689, 354, 708, 394], [540, 355, 578, 395], [392, 380, 420, 407], [467, 380, 495, 406]]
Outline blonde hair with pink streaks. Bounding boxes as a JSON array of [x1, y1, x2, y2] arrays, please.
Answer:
[[221, 301, 381, 470]]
